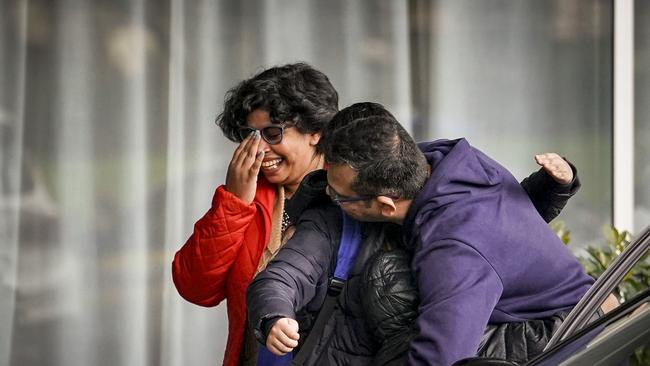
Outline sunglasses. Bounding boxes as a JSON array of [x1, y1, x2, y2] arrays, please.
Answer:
[[325, 185, 399, 205], [237, 123, 294, 145]]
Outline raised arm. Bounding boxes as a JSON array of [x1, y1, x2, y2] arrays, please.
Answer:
[[172, 133, 272, 306], [521, 153, 581, 223]]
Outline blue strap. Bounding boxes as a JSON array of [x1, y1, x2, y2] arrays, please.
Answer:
[[333, 212, 362, 280], [257, 345, 293, 366]]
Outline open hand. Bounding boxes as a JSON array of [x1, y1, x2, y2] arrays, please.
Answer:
[[225, 131, 264, 204], [534, 153, 573, 185], [266, 317, 300, 356]]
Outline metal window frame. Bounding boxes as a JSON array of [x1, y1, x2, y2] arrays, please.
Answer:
[[613, 0, 635, 233]]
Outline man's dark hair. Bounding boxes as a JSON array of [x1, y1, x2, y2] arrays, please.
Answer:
[[216, 63, 338, 153], [321, 102, 428, 199]]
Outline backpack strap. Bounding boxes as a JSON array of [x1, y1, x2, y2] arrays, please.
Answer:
[[328, 212, 363, 294], [290, 212, 362, 365]]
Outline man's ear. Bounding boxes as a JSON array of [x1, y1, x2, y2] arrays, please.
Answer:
[[375, 195, 397, 217]]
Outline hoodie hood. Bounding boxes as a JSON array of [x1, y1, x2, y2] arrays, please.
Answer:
[[403, 138, 503, 244]]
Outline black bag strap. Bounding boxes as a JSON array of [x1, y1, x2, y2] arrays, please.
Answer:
[[291, 213, 361, 365]]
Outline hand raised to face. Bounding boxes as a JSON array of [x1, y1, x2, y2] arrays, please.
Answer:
[[225, 131, 264, 204]]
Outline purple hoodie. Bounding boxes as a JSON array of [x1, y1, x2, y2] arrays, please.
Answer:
[[402, 138, 593, 366]]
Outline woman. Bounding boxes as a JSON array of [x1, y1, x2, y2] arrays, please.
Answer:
[[171, 62, 338, 366]]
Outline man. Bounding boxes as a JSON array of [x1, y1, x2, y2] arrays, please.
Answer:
[[319, 102, 594, 365]]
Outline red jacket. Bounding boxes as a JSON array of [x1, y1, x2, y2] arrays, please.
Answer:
[[172, 177, 276, 366]]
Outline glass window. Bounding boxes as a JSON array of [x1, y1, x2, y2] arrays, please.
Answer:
[[635, 1, 650, 232], [410, 0, 613, 248]]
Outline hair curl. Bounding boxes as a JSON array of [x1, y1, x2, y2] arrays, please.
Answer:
[[216, 63, 338, 153]]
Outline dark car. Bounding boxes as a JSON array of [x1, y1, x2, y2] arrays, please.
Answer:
[[455, 224, 650, 366]]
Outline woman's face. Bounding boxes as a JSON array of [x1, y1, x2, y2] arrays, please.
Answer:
[[246, 109, 321, 192]]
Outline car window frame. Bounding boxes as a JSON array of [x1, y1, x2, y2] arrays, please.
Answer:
[[528, 287, 650, 366], [544, 224, 650, 349]]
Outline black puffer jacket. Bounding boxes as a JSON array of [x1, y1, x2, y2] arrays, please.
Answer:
[[247, 166, 580, 365], [362, 240, 418, 366], [362, 165, 581, 365]]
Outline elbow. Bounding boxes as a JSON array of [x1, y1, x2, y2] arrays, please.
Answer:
[[171, 261, 222, 307]]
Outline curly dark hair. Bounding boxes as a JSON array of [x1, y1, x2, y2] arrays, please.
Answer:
[[216, 63, 339, 152], [321, 102, 429, 199]]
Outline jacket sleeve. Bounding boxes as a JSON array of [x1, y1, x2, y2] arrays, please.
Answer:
[[407, 238, 503, 366], [247, 206, 340, 343], [171, 185, 270, 306], [520, 161, 581, 223]]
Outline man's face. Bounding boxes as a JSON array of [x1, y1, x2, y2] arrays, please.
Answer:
[[326, 163, 385, 222]]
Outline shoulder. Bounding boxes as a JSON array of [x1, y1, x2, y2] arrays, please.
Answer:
[[363, 248, 419, 339], [366, 249, 413, 281], [296, 193, 341, 223], [412, 238, 498, 277], [281, 203, 342, 259], [364, 249, 416, 303]]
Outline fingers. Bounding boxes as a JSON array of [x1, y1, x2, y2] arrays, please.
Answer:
[[244, 135, 262, 167], [251, 149, 264, 176], [233, 130, 260, 165], [232, 130, 256, 160], [535, 152, 573, 185], [601, 293, 620, 314], [266, 318, 299, 355], [267, 337, 295, 355], [284, 318, 300, 338], [225, 130, 263, 203], [232, 131, 264, 173], [534, 152, 561, 165]]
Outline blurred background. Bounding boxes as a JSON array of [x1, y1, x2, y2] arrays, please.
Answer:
[[0, 0, 648, 365]]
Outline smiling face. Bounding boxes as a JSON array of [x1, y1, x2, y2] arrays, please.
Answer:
[[247, 109, 321, 195]]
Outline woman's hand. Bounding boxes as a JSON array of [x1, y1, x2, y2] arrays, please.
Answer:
[[225, 131, 264, 204], [266, 318, 300, 355], [534, 152, 573, 185]]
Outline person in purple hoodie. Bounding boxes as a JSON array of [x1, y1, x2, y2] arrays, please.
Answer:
[[321, 102, 595, 366]]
